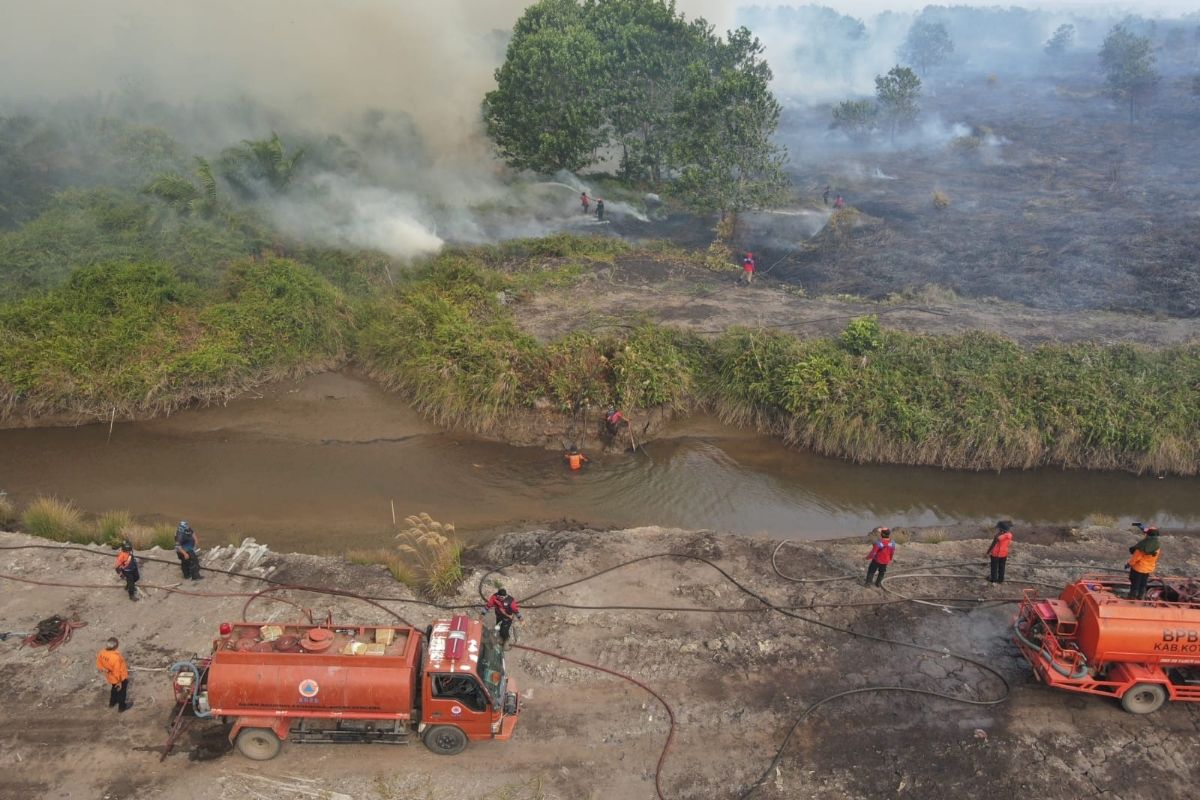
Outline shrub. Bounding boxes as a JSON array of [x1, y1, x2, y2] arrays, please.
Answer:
[[0, 495, 17, 528], [23, 497, 90, 543], [932, 189, 950, 208], [394, 513, 464, 600], [839, 316, 882, 356], [97, 510, 134, 546]]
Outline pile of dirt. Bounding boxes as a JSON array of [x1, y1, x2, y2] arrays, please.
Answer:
[[1, 526, 1197, 800]]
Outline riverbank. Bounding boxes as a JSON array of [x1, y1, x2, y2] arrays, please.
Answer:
[[1, 524, 1197, 800], [3, 238, 1199, 474]]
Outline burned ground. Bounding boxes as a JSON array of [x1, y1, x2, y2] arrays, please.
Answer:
[[2, 526, 1198, 800]]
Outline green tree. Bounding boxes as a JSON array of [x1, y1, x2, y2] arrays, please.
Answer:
[[670, 27, 789, 236], [142, 157, 219, 218], [481, 0, 606, 173], [589, 0, 701, 184], [899, 20, 953, 77], [830, 99, 877, 142], [875, 66, 921, 143], [1044, 24, 1075, 57], [1099, 24, 1159, 122]]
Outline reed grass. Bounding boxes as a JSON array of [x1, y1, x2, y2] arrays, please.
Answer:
[[22, 497, 90, 543], [395, 513, 464, 600], [0, 495, 16, 528], [96, 510, 134, 546]]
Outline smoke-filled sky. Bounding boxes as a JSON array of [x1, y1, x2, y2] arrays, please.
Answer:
[[1, 1, 1196, 258]]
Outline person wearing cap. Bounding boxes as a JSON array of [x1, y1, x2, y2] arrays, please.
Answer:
[[740, 252, 756, 285], [114, 540, 140, 601], [482, 588, 523, 644], [864, 527, 896, 588], [174, 520, 202, 581], [1127, 523, 1162, 600], [96, 638, 133, 712], [986, 521, 1014, 584]]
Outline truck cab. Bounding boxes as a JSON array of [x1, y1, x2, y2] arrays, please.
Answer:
[[420, 614, 520, 755]]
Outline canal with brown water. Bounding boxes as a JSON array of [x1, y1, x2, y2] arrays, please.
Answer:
[[1, 372, 1197, 553]]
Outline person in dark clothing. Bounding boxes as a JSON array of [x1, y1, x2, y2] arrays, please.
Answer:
[[823, 185, 831, 205], [864, 527, 896, 587], [987, 520, 1014, 584], [114, 540, 140, 601], [1127, 523, 1162, 600], [174, 521, 202, 581], [482, 588, 523, 644], [595, 198, 605, 221], [604, 406, 626, 438]]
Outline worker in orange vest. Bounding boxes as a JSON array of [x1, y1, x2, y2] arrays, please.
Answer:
[[114, 540, 140, 601], [564, 445, 589, 471], [96, 637, 133, 712], [1127, 523, 1161, 600], [986, 520, 1014, 584], [863, 527, 895, 587]]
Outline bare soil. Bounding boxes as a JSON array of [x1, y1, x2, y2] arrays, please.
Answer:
[[2, 525, 1198, 800], [512, 255, 1198, 347]]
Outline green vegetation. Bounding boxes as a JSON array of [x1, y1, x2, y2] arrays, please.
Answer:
[[1100, 24, 1159, 122], [900, 19, 954, 77], [22, 497, 87, 543], [482, 0, 788, 219], [394, 514, 464, 599], [96, 510, 135, 546], [1, 225, 1197, 476]]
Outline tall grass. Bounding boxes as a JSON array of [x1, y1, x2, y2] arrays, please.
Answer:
[[347, 548, 417, 586], [96, 510, 134, 546], [22, 497, 89, 543], [395, 513, 464, 600], [0, 495, 17, 528]]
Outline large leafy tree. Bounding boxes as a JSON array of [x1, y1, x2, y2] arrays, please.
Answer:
[[875, 66, 921, 142], [899, 20, 953, 77], [1099, 24, 1159, 123], [482, 0, 789, 221], [1044, 24, 1075, 57], [482, 0, 606, 173], [670, 27, 789, 233], [830, 99, 877, 142]]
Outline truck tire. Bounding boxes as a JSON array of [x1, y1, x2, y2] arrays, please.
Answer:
[[236, 727, 283, 760], [1121, 683, 1167, 715], [423, 725, 468, 756]]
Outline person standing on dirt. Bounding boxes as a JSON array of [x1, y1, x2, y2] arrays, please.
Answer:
[[740, 252, 756, 285], [823, 185, 831, 205], [596, 198, 605, 221], [114, 540, 140, 601], [482, 588, 523, 644], [96, 638, 133, 712], [564, 445, 589, 471], [1127, 523, 1161, 600], [174, 520, 202, 581], [864, 527, 895, 588], [581, 191, 590, 214], [986, 521, 1014, 584], [833, 195, 845, 209]]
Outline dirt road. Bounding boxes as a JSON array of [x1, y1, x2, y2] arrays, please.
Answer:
[[1, 526, 1197, 799]]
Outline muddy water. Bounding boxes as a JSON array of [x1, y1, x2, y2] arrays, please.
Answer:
[[2, 373, 1198, 553]]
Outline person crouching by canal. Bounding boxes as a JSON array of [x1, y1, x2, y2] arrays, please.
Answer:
[[174, 520, 202, 581], [986, 520, 1014, 584], [114, 540, 140, 601], [1127, 523, 1161, 600], [564, 445, 589, 471], [96, 638, 133, 712], [864, 527, 895, 588], [482, 588, 523, 645]]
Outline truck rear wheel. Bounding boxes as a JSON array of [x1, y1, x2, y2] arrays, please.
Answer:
[[1121, 683, 1166, 715], [424, 725, 467, 756], [236, 727, 283, 760]]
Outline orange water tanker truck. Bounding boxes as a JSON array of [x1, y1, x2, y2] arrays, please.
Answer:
[[169, 614, 520, 759], [1013, 574, 1200, 713]]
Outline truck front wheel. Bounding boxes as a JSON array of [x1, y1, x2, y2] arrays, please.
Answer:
[[1121, 683, 1166, 714], [236, 727, 283, 760], [424, 725, 468, 756]]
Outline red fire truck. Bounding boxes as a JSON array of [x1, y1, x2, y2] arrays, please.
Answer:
[[170, 614, 520, 759]]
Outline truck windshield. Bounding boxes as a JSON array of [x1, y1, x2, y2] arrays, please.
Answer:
[[477, 632, 505, 700]]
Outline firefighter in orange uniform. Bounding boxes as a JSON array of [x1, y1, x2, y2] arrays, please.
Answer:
[[987, 520, 1014, 584], [1127, 523, 1161, 600], [114, 540, 140, 601], [96, 637, 133, 712], [564, 446, 589, 471]]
